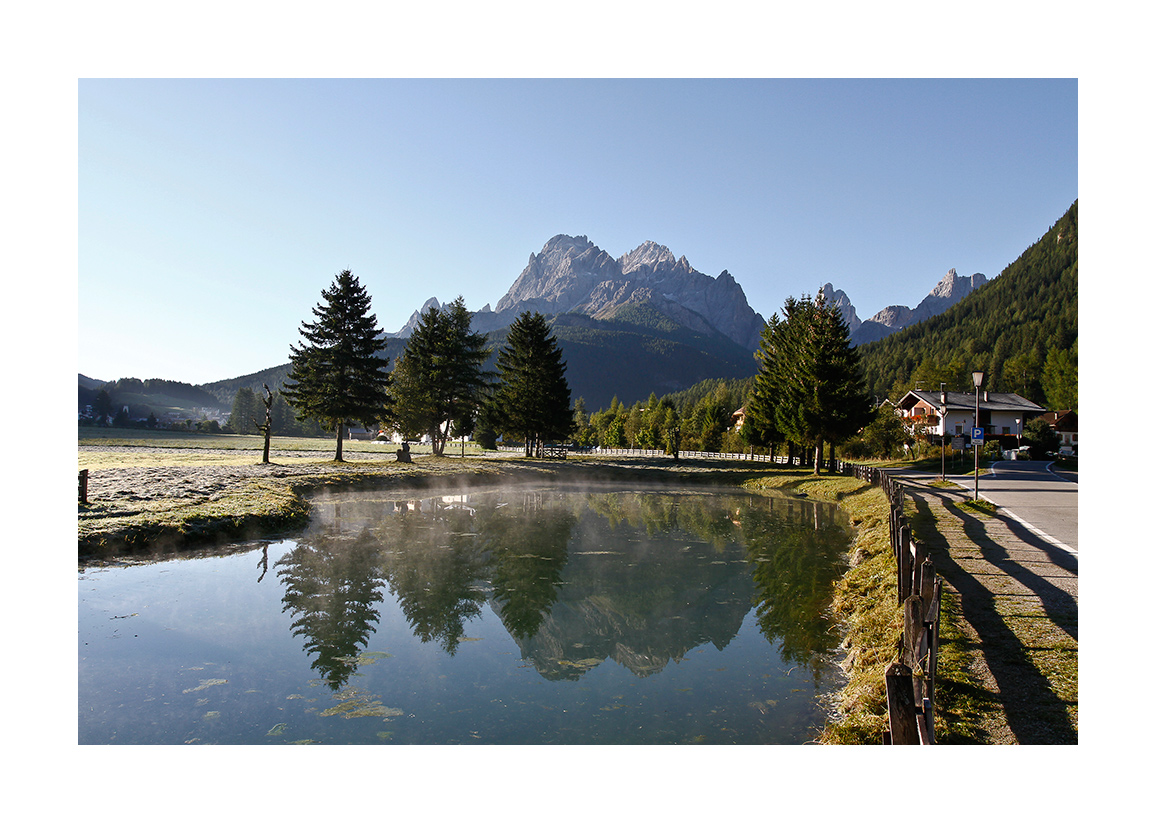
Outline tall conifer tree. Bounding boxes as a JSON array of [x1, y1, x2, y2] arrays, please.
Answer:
[[491, 311, 573, 457], [389, 297, 492, 456], [748, 291, 873, 473], [282, 270, 392, 461]]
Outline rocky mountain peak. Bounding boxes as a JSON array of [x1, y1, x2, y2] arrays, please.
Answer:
[[619, 241, 676, 275], [819, 282, 862, 333], [929, 268, 987, 299], [850, 267, 989, 346], [494, 234, 619, 317], [388, 296, 442, 338], [476, 234, 767, 351]]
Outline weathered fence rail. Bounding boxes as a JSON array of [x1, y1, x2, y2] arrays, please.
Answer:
[[496, 444, 807, 464]]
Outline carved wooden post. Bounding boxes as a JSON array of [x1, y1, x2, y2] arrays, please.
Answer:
[[79, 469, 89, 505]]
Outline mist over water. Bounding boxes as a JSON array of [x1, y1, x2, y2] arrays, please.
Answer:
[[79, 484, 853, 744]]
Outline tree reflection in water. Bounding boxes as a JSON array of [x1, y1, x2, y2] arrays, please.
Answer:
[[738, 496, 849, 681], [377, 501, 490, 655], [290, 486, 850, 686], [478, 492, 575, 641], [276, 527, 386, 690]]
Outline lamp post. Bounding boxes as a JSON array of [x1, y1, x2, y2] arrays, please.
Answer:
[[939, 382, 946, 481], [972, 370, 984, 500]]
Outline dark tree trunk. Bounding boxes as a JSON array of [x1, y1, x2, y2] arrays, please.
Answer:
[[260, 384, 273, 464]]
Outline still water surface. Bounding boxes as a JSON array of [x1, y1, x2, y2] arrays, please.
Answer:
[[79, 484, 852, 744]]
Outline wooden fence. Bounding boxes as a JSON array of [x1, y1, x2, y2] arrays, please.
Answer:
[[496, 444, 807, 465], [835, 460, 942, 744]]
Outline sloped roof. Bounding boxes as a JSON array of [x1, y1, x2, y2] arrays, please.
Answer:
[[1041, 410, 1078, 430], [898, 390, 1045, 414]]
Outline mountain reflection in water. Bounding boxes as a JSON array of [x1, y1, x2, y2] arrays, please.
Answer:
[[281, 486, 851, 690]]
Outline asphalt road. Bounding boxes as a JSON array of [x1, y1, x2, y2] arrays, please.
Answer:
[[977, 460, 1078, 553]]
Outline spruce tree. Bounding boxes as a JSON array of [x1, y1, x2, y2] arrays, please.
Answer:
[[389, 297, 492, 456], [229, 387, 258, 435], [282, 270, 392, 461], [802, 291, 875, 471], [491, 311, 573, 457], [744, 308, 793, 458], [749, 292, 874, 473]]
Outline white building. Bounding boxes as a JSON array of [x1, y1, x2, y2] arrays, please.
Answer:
[[896, 389, 1045, 443]]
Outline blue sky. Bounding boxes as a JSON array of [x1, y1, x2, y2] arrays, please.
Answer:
[[79, 78, 1076, 385]]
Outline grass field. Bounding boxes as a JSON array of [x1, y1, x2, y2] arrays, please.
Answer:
[[78, 426, 485, 462]]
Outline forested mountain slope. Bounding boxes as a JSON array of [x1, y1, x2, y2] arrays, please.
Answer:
[[857, 200, 1077, 405], [200, 304, 756, 414]]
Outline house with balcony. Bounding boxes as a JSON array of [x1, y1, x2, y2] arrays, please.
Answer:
[[1040, 409, 1078, 454], [896, 389, 1045, 445]]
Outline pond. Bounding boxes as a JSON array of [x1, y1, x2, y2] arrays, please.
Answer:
[[78, 483, 853, 745]]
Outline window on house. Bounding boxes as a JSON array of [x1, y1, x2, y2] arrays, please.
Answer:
[[1002, 426, 1010, 435], [955, 424, 963, 435]]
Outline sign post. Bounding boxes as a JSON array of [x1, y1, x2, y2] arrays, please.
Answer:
[[971, 371, 985, 501]]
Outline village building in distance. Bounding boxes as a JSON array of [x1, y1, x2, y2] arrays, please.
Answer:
[[896, 389, 1046, 448]]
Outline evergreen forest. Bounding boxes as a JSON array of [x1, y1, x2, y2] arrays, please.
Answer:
[[856, 200, 1077, 408]]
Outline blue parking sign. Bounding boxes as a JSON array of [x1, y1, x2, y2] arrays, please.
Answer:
[[971, 427, 984, 445]]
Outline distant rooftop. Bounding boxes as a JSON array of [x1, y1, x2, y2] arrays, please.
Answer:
[[899, 389, 1045, 413]]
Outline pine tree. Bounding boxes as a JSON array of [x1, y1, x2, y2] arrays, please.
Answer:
[[389, 297, 492, 456], [229, 387, 258, 435], [282, 270, 392, 461], [93, 388, 114, 426], [490, 311, 573, 457], [744, 307, 794, 458], [749, 292, 874, 473], [803, 292, 875, 471], [1041, 343, 1078, 411]]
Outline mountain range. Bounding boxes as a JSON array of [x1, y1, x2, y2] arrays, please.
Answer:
[[81, 233, 997, 415], [837, 268, 988, 346], [393, 235, 767, 353]]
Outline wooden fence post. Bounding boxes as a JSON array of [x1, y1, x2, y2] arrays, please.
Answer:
[[79, 469, 88, 505], [885, 662, 920, 744], [897, 521, 913, 603], [902, 595, 925, 668]]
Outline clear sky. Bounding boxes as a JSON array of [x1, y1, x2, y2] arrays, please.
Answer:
[[79, 78, 1076, 385]]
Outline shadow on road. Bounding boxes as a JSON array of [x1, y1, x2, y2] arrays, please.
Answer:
[[909, 489, 1078, 744]]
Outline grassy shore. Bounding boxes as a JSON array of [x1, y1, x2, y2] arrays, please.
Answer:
[[741, 471, 899, 743], [75, 433, 943, 743]]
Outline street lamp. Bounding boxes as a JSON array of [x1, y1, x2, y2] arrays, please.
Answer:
[[972, 370, 985, 500], [939, 382, 946, 481]]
